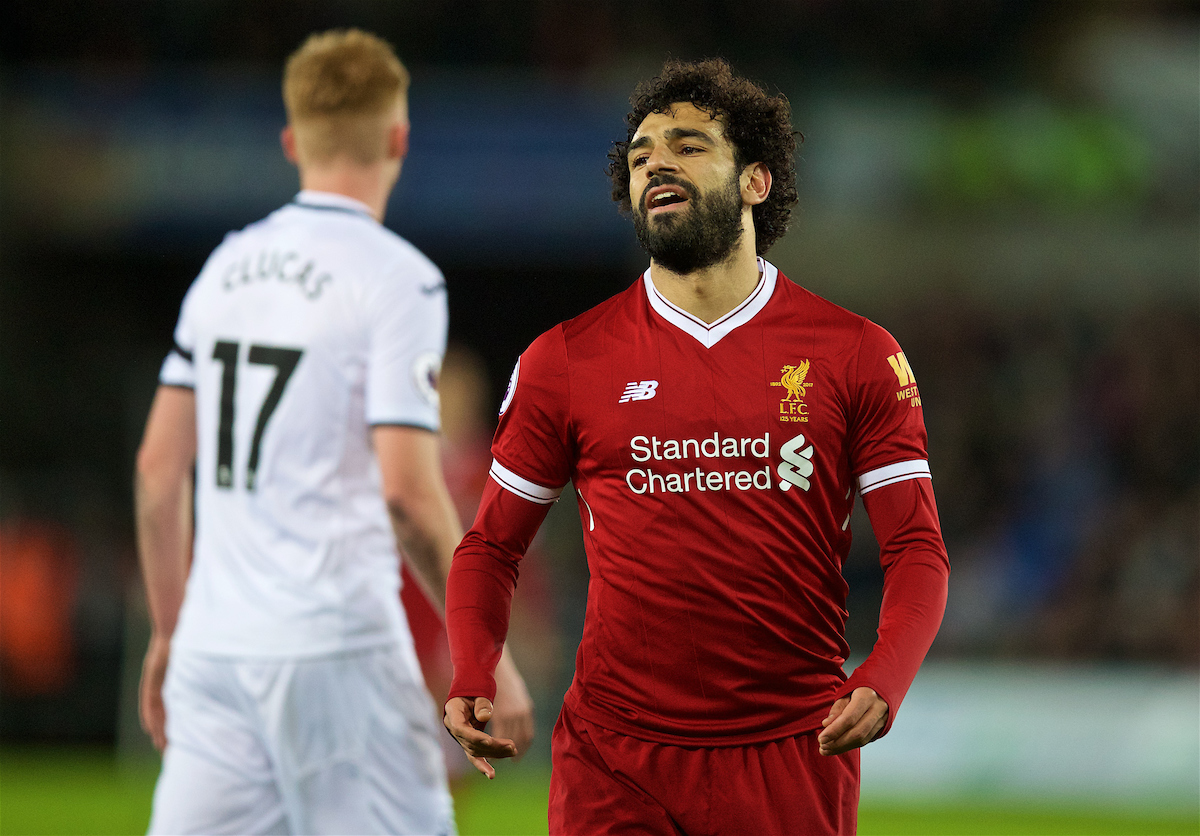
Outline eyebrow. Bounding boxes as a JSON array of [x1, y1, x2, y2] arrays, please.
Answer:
[[627, 127, 717, 156]]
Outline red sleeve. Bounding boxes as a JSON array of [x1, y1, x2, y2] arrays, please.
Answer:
[[446, 328, 573, 702], [848, 321, 928, 478], [836, 477, 949, 737], [446, 479, 552, 701], [492, 326, 574, 490]]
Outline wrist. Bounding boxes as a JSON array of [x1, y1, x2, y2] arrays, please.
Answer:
[[148, 630, 173, 649]]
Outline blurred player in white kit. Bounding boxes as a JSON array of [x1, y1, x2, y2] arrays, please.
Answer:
[[134, 29, 532, 835]]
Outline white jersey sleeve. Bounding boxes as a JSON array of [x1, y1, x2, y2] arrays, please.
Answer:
[[159, 280, 201, 388], [365, 261, 447, 431]]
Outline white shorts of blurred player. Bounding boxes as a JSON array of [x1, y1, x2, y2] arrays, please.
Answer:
[[148, 646, 455, 835]]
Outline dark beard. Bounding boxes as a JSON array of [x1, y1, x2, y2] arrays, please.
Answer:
[[632, 171, 744, 274]]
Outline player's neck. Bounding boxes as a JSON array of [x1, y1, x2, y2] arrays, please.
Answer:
[[297, 161, 400, 224], [650, 238, 762, 324]]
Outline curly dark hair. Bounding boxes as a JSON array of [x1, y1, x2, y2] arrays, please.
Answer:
[[606, 58, 801, 256]]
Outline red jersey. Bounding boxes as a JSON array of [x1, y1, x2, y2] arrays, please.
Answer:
[[448, 260, 949, 745]]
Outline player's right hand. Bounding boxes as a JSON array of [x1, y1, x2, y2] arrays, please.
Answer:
[[443, 696, 518, 779], [139, 633, 171, 752]]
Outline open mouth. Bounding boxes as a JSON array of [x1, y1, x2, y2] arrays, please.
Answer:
[[645, 185, 690, 214]]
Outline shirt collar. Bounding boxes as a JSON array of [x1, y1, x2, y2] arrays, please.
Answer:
[[643, 257, 778, 349], [292, 190, 376, 220]]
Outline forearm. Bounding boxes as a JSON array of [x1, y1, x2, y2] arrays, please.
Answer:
[[134, 386, 198, 640], [386, 486, 462, 614], [372, 425, 465, 614], [446, 536, 519, 702], [135, 470, 193, 639], [843, 478, 949, 734], [446, 478, 550, 700], [842, 556, 947, 712]]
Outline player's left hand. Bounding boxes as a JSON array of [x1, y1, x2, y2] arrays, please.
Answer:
[[491, 646, 534, 761], [818, 686, 888, 756]]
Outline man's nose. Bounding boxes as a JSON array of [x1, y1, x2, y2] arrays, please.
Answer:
[[645, 147, 678, 175]]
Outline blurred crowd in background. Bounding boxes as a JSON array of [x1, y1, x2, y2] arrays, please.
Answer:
[[1, 0, 1196, 750]]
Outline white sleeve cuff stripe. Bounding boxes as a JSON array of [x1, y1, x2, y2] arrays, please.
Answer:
[[489, 460, 563, 505], [857, 460, 931, 494]]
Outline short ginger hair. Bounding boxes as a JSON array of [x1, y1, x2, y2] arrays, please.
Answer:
[[283, 29, 410, 166], [607, 58, 801, 255]]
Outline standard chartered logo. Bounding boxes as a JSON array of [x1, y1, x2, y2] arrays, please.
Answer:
[[777, 433, 814, 492], [623, 431, 815, 496]]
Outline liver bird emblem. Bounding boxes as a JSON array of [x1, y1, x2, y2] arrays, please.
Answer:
[[778, 360, 810, 401]]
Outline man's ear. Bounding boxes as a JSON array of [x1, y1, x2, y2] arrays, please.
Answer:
[[388, 122, 410, 160], [742, 162, 772, 206], [280, 126, 299, 165]]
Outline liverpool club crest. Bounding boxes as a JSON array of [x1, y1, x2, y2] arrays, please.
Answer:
[[770, 361, 813, 422]]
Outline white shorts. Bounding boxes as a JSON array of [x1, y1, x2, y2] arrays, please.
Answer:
[[149, 646, 455, 835]]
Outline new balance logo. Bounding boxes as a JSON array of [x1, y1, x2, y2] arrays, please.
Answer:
[[619, 380, 659, 403]]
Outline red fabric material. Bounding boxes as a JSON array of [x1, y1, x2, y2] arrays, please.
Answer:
[[445, 478, 550, 702], [399, 565, 450, 704], [837, 478, 950, 736], [548, 704, 860, 836], [401, 432, 492, 709], [446, 269, 950, 746]]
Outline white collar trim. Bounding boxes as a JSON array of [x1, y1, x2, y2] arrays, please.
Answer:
[[293, 190, 375, 217], [643, 258, 778, 348]]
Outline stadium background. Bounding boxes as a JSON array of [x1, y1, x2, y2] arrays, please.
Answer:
[[1, 1, 1197, 833]]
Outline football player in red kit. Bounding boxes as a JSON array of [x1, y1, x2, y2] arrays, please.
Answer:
[[444, 58, 949, 835]]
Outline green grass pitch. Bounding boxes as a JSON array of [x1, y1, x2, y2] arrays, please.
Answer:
[[1, 747, 1195, 835]]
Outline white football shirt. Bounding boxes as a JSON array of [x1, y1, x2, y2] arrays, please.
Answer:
[[160, 190, 447, 658]]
